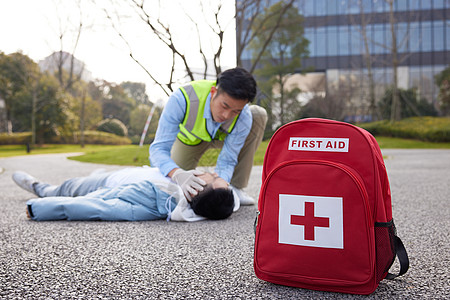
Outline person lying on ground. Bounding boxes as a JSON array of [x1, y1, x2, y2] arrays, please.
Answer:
[[12, 167, 238, 222]]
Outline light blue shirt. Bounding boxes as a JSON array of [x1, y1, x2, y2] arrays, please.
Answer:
[[149, 88, 252, 182]]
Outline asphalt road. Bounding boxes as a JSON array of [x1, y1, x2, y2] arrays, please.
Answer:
[[0, 149, 449, 299]]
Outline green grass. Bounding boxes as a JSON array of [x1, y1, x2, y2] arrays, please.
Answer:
[[70, 145, 150, 166], [375, 136, 450, 149], [1, 136, 449, 166], [0, 144, 127, 158]]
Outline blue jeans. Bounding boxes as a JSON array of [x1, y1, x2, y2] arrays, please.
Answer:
[[28, 180, 177, 221], [34, 172, 112, 197]]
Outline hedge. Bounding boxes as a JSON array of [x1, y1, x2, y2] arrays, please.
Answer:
[[0, 131, 131, 145], [359, 117, 450, 142]]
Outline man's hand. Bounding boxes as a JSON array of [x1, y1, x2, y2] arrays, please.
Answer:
[[171, 169, 206, 201]]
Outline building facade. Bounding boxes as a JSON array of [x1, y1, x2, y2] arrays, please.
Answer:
[[241, 0, 449, 119]]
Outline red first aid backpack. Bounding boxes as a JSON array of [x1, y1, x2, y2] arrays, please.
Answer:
[[254, 118, 409, 295]]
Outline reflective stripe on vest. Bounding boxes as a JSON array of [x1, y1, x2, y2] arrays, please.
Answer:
[[177, 80, 239, 145]]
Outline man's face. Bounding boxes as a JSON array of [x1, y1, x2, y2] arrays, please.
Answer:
[[197, 172, 228, 189], [188, 172, 229, 201], [209, 86, 248, 123]]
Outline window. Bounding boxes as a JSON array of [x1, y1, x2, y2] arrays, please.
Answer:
[[337, 0, 348, 14], [396, 0, 408, 11], [350, 25, 362, 55], [409, 0, 421, 10], [397, 23, 409, 53], [421, 0, 432, 9], [374, 24, 386, 54], [433, 21, 445, 51], [362, 0, 373, 13], [338, 26, 350, 56], [327, 26, 339, 56], [305, 28, 316, 57], [433, 0, 445, 9], [304, 1, 314, 17], [316, 0, 327, 16], [409, 22, 421, 52], [316, 27, 327, 56], [327, 0, 338, 15], [421, 21, 433, 51], [373, 0, 387, 12]]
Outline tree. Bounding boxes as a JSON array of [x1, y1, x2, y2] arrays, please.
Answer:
[[0, 52, 42, 144], [378, 87, 437, 120], [97, 0, 297, 99], [121, 81, 149, 104], [350, 0, 378, 121], [435, 66, 450, 116], [48, 0, 92, 92], [250, 2, 309, 128], [235, 0, 296, 72], [90, 80, 136, 126], [129, 104, 161, 138], [101, 0, 233, 96]]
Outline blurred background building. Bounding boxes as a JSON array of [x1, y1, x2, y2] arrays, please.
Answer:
[[240, 0, 449, 122]]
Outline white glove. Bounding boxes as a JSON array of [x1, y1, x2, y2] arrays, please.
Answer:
[[172, 169, 206, 201]]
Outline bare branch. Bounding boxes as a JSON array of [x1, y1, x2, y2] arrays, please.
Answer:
[[102, 5, 171, 96], [184, 7, 209, 78], [249, 0, 296, 73], [130, 0, 195, 81]]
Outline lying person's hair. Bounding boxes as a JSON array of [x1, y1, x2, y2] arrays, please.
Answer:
[[189, 185, 234, 220]]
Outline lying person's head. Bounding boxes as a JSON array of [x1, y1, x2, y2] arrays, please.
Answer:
[[189, 172, 234, 220]]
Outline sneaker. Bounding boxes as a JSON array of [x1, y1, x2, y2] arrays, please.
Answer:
[[12, 171, 38, 195], [230, 185, 255, 206]]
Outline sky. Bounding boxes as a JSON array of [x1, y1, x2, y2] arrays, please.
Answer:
[[0, 0, 237, 103]]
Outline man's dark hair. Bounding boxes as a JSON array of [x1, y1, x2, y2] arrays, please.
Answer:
[[190, 187, 234, 220], [216, 67, 257, 103]]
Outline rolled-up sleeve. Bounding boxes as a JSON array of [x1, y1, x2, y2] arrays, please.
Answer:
[[149, 89, 186, 176]]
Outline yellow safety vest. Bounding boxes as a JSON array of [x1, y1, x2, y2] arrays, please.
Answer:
[[177, 80, 239, 145]]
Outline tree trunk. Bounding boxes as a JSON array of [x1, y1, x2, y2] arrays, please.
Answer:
[[31, 87, 37, 146], [80, 91, 86, 148], [389, 0, 401, 122]]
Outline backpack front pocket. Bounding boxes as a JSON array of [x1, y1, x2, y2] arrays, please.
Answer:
[[255, 160, 374, 286]]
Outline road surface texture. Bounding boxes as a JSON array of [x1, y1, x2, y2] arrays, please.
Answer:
[[0, 149, 449, 299]]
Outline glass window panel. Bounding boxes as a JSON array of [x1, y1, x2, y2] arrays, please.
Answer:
[[421, 21, 433, 51], [409, 22, 421, 52], [373, 0, 387, 12], [373, 24, 386, 54], [337, 0, 348, 14], [447, 24, 450, 51], [339, 26, 350, 55], [350, 25, 362, 55], [433, 0, 445, 9], [396, 0, 408, 10], [348, 0, 359, 14], [316, 0, 327, 16], [383, 23, 393, 52], [433, 21, 445, 51], [304, 0, 314, 16], [409, 0, 421, 10], [421, 0, 432, 9], [305, 28, 316, 57], [327, 0, 337, 15], [397, 23, 409, 53], [362, 0, 373, 13], [316, 27, 327, 56], [327, 26, 338, 56]]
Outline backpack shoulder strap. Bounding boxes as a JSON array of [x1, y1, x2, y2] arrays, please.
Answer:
[[385, 236, 409, 279]]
